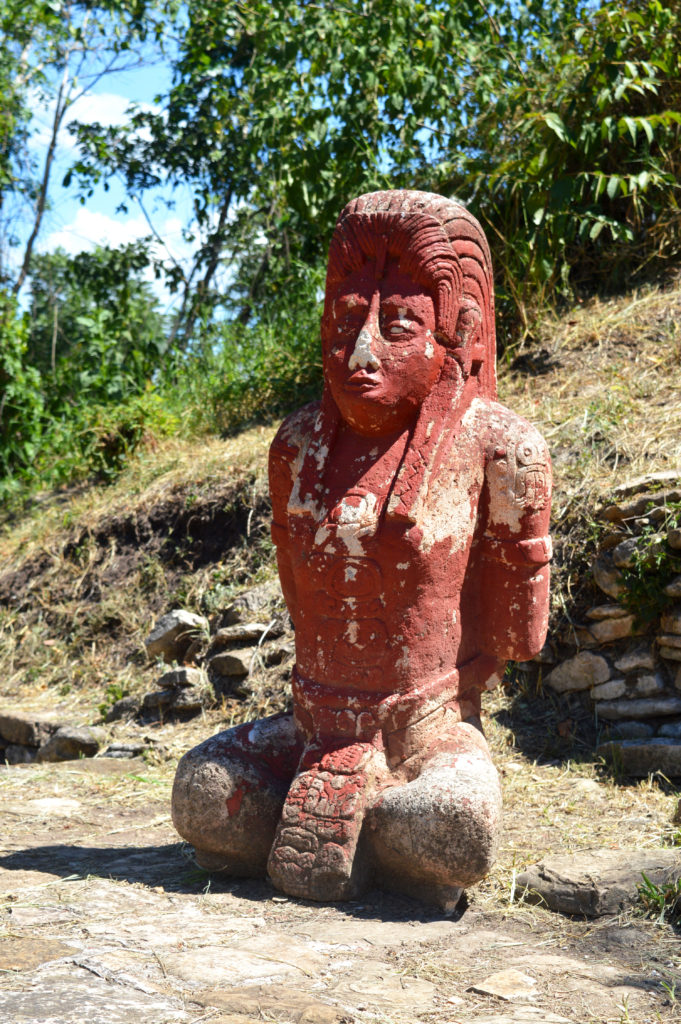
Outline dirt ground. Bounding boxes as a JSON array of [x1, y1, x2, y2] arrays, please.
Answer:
[[1, 693, 679, 1024]]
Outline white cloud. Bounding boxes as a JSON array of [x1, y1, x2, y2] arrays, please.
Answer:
[[43, 208, 150, 255], [30, 89, 158, 152]]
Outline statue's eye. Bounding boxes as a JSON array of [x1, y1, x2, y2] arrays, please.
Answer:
[[385, 319, 413, 337]]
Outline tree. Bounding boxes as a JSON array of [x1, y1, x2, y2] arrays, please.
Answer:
[[0, 0, 174, 292], [69, 0, 573, 345]]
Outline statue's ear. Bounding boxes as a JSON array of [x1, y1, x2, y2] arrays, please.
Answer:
[[451, 299, 484, 375]]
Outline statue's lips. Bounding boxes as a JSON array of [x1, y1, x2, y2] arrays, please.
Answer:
[[344, 372, 380, 393]]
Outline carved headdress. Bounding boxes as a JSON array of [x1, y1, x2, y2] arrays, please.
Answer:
[[291, 190, 498, 525], [324, 189, 497, 398]]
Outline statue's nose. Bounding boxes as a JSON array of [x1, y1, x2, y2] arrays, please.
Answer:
[[348, 294, 381, 371]]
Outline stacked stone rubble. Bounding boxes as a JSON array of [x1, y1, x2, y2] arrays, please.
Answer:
[[543, 472, 681, 774]]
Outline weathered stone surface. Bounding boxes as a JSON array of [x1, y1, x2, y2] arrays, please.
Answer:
[[37, 725, 104, 762], [198, 986, 345, 1023], [156, 666, 204, 688], [658, 633, 681, 648], [661, 606, 681, 633], [5, 743, 37, 764], [517, 848, 681, 916], [142, 684, 206, 716], [585, 603, 628, 621], [660, 646, 681, 661], [613, 470, 681, 498], [173, 189, 552, 908], [208, 648, 255, 677], [676, 664, 681, 689], [104, 696, 141, 722], [591, 679, 626, 701], [615, 647, 655, 672], [470, 968, 537, 1001], [219, 580, 282, 626], [598, 739, 681, 776], [210, 622, 273, 647], [658, 720, 681, 738], [145, 609, 208, 663], [607, 721, 654, 740], [634, 672, 665, 696], [601, 489, 681, 523], [0, 711, 58, 747], [668, 527, 681, 550], [611, 538, 638, 569], [591, 555, 624, 599], [664, 575, 681, 597], [103, 741, 147, 758], [596, 695, 681, 720], [588, 615, 635, 644], [545, 652, 610, 693]]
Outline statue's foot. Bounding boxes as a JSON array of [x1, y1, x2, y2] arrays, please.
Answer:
[[171, 713, 301, 875], [365, 722, 502, 910]]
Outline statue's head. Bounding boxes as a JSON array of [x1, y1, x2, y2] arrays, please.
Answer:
[[321, 190, 496, 436]]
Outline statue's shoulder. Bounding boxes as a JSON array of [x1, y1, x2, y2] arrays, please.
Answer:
[[468, 398, 550, 468], [270, 401, 321, 463], [468, 398, 551, 523]]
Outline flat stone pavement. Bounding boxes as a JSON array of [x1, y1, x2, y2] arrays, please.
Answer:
[[0, 758, 679, 1024]]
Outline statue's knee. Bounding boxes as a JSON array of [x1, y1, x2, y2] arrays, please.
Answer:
[[171, 714, 300, 873], [367, 753, 502, 887]]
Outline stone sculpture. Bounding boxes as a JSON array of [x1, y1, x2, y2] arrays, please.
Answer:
[[172, 190, 552, 910]]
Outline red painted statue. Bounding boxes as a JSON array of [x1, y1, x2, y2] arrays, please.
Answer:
[[172, 190, 552, 910]]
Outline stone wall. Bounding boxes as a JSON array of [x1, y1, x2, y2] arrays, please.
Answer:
[[542, 472, 681, 774]]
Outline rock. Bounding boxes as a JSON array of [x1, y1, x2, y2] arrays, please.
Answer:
[[516, 848, 681, 916], [262, 640, 295, 666], [613, 471, 681, 498], [145, 609, 208, 664], [591, 554, 624, 599], [664, 575, 681, 598], [588, 615, 636, 643], [612, 538, 638, 569], [208, 648, 255, 677], [658, 633, 681, 648], [142, 685, 207, 716], [601, 489, 681, 523], [676, 665, 681, 689], [5, 744, 37, 764], [210, 622, 275, 647], [660, 646, 681, 662], [668, 527, 681, 551], [607, 721, 655, 740], [104, 696, 141, 722], [103, 741, 147, 758], [0, 711, 58, 747], [198, 985, 345, 1023], [585, 603, 628, 621], [591, 679, 626, 701], [156, 667, 204, 689], [470, 968, 537, 1001], [219, 580, 283, 626], [661, 607, 681, 633], [545, 652, 610, 693], [598, 739, 681, 776], [634, 673, 665, 696], [596, 696, 681, 720], [615, 647, 655, 672], [658, 721, 681, 738], [37, 726, 104, 762]]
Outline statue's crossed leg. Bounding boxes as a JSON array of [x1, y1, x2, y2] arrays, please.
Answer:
[[172, 713, 501, 908]]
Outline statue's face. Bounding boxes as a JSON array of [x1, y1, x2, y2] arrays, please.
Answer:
[[323, 260, 445, 436]]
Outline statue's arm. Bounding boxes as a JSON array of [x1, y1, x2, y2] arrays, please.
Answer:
[[268, 403, 319, 623], [477, 415, 552, 662]]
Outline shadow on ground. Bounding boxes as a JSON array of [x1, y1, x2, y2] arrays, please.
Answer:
[[0, 842, 466, 923]]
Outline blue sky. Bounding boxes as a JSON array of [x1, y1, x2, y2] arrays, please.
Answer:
[[27, 57, 196, 310]]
